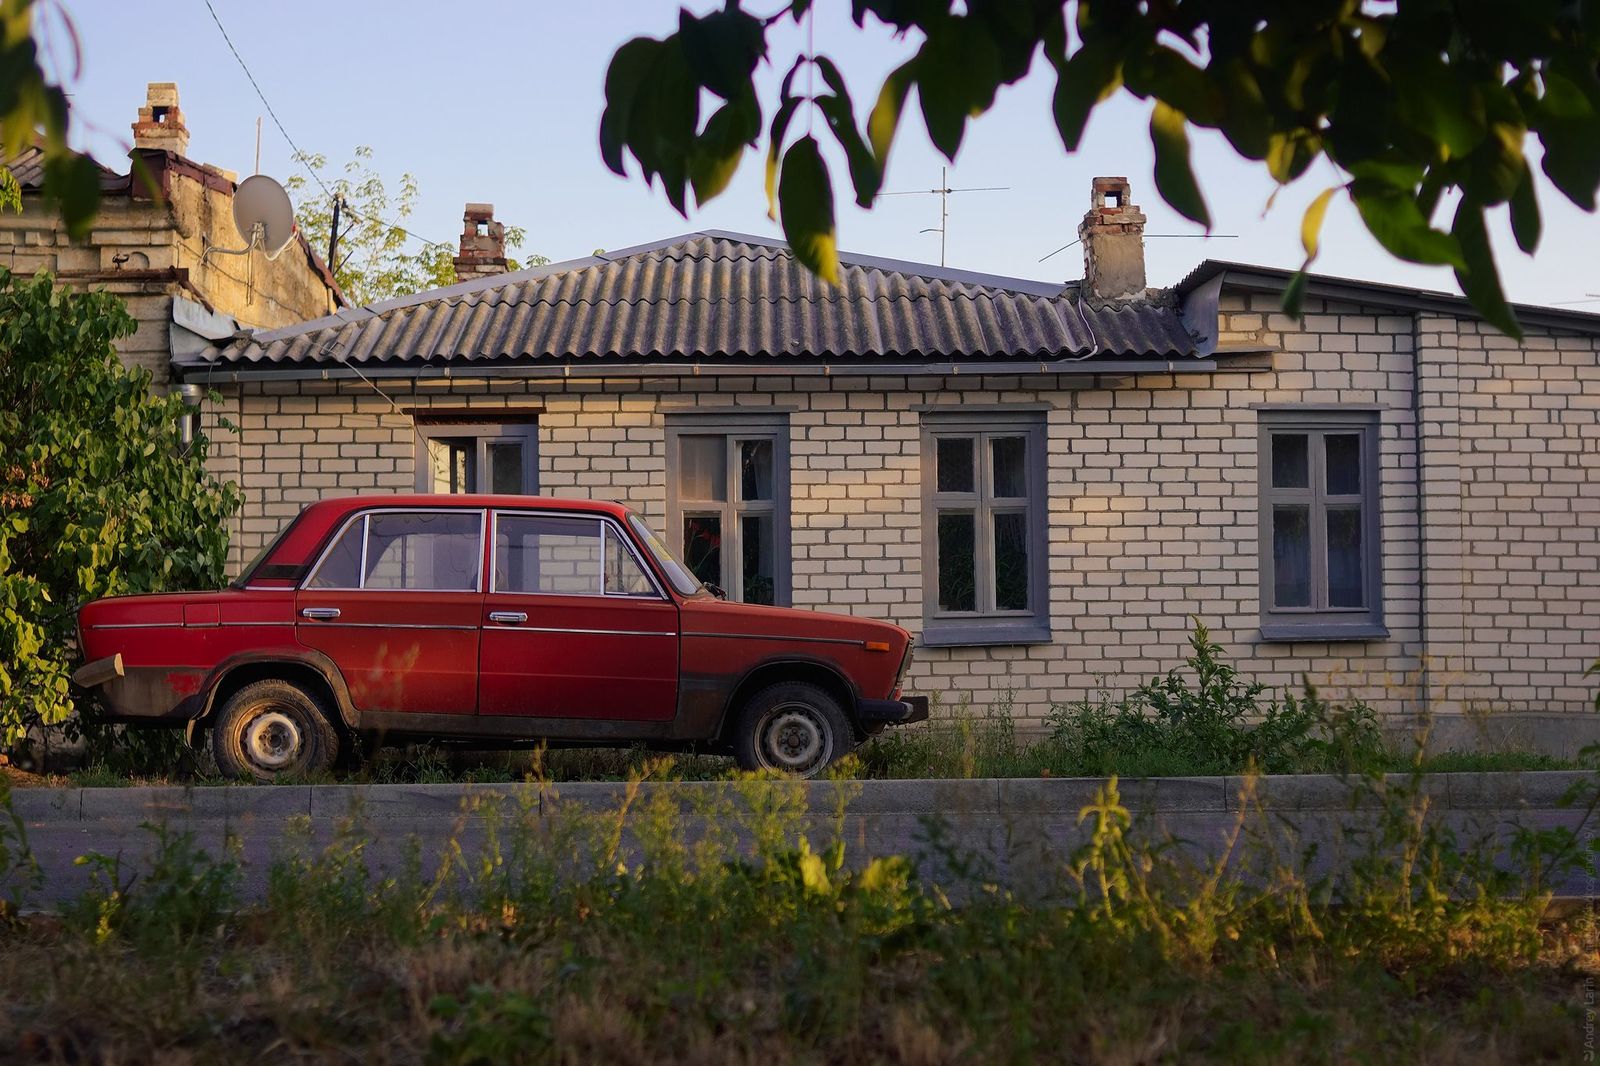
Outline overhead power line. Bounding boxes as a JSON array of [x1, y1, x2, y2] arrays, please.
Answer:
[[201, 0, 448, 253]]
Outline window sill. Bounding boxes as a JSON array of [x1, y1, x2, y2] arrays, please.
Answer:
[[918, 624, 1053, 649], [1258, 622, 1390, 643]]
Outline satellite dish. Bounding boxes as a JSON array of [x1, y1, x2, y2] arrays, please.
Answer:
[[233, 174, 296, 257]]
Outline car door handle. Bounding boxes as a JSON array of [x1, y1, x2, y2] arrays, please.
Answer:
[[488, 611, 528, 625], [300, 607, 341, 621]]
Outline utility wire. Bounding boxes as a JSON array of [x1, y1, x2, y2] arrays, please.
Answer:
[[201, 0, 448, 252]]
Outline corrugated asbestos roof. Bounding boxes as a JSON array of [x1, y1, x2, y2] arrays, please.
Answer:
[[201, 232, 1200, 371]]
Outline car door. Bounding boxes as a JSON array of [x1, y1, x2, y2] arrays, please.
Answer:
[[296, 508, 485, 716], [478, 510, 679, 721]]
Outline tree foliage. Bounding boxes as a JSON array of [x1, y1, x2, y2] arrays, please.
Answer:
[[288, 147, 547, 306], [601, 0, 1600, 336], [0, 271, 240, 746], [0, 0, 98, 237]]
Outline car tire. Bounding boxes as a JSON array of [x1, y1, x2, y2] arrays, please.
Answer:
[[731, 681, 853, 778], [211, 679, 341, 782]]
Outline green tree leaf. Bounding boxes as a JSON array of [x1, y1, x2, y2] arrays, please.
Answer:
[[1350, 181, 1464, 267], [814, 56, 881, 207], [1509, 163, 1541, 254], [778, 136, 839, 285], [1451, 197, 1522, 339], [1150, 101, 1210, 228], [689, 88, 760, 207]]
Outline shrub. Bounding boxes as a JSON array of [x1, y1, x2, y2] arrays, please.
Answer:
[[0, 269, 239, 746]]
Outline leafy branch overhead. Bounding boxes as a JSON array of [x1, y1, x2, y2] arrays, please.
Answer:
[[600, 1, 1600, 336]]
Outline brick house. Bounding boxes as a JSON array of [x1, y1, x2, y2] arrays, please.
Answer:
[[178, 177, 1600, 731]]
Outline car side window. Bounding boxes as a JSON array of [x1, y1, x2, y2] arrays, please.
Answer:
[[495, 514, 659, 597], [306, 511, 483, 591], [604, 526, 655, 596], [496, 515, 603, 595], [307, 520, 363, 589]]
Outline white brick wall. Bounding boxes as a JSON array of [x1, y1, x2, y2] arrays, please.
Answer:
[[210, 291, 1600, 724]]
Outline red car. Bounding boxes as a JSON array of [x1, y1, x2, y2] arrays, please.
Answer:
[[73, 495, 926, 780]]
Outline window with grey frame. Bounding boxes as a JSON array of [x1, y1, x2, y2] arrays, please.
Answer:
[[920, 413, 1049, 646], [1257, 410, 1385, 640], [415, 421, 537, 495], [665, 417, 790, 606]]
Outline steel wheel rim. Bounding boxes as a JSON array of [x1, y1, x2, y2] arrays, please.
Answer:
[[244, 707, 303, 772], [755, 703, 831, 775]]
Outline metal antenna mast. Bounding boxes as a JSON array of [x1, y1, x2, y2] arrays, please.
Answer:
[[879, 166, 1009, 267]]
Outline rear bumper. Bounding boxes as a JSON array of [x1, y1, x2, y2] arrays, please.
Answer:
[[856, 695, 930, 726], [72, 659, 204, 724]]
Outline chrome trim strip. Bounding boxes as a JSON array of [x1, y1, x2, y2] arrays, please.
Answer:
[[89, 622, 185, 630], [488, 625, 677, 638], [300, 622, 480, 632], [684, 631, 867, 648]]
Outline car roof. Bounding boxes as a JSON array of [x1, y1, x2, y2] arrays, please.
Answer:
[[301, 494, 633, 522]]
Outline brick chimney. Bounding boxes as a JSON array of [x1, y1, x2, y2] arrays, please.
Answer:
[[131, 82, 189, 157], [1078, 176, 1147, 301], [453, 203, 507, 281]]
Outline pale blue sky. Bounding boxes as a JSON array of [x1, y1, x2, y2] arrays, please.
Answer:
[[57, 1, 1598, 305]]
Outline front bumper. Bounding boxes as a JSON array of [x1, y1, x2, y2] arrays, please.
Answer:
[[856, 695, 930, 726]]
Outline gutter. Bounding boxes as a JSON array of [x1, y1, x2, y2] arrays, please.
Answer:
[[172, 356, 1239, 386]]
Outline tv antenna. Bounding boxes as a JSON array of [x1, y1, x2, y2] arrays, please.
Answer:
[[879, 166, 1008, 267]]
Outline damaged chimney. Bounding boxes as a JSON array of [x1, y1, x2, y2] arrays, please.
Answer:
[[1079, 176, 1146, 302], [131, 82, 189, 157], [453, 203, 507, 282]]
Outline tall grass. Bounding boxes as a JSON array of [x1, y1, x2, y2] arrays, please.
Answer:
[[0, 759, 1596, 1062]]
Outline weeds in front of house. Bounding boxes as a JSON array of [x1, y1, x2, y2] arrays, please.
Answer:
[[0, 757, 1594, 1063]]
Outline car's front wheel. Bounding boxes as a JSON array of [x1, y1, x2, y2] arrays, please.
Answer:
[[211, 679, 341, 782], [731, 681, 852, 778]]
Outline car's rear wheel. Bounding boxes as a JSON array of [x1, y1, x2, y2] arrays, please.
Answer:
[[211, 679, 340, 782], [731, 681, 852, 778]]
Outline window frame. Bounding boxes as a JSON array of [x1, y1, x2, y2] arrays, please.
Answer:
[[1256, 409, 1386, 641], [488, 509, 667, 601], [664, 414, 791, 607], [919, 412, 1050, 647], [301, 508, 488, 593], [414, 421, 538, 495]]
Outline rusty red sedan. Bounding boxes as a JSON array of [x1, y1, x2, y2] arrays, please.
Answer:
[[73, 495, 926, 781]]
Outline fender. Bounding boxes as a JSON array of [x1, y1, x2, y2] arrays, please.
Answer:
[[678, 651, 862, 742], [197, 649, 362, 732]]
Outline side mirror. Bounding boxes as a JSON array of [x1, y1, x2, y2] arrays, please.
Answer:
[[703, 582, 728, 600]]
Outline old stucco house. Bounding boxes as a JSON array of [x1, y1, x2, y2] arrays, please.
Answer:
[[1, 81, 341, 405], [174, 176, 1599, 733]]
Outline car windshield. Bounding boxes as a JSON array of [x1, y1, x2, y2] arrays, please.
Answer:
[[627, 512, 702, 597]]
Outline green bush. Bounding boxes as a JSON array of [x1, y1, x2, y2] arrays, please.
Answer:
[[0, 269, 239, 746]]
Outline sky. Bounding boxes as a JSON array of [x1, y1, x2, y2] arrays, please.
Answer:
[[51, 0, 1600, 306]]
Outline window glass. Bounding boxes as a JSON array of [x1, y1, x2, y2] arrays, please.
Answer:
[[487, 441, 525, 495], [682, 514, 723, 588], [604, 528, 656, 596], [738, 439, 773, 502], [993, 511, 1029, 610], [680, 436, 727, 502], [991, 436, 1027, 498], [936, 437, 975, 493], [428, 438, 474, 494], [495, 514, 602, 595], [1325, 434, 1362, 495], [307, 519, 364, 589], [362, 512, 482, 591], [1271, 433, 1309, 489], [741, 513, 776, 605], [1271, 505, 1311, 608], [936, 511, 977, 612], [1327, 507, 1364, 607]]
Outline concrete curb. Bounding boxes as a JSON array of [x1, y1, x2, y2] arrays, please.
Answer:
[[8, 771, 1596, 825]]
